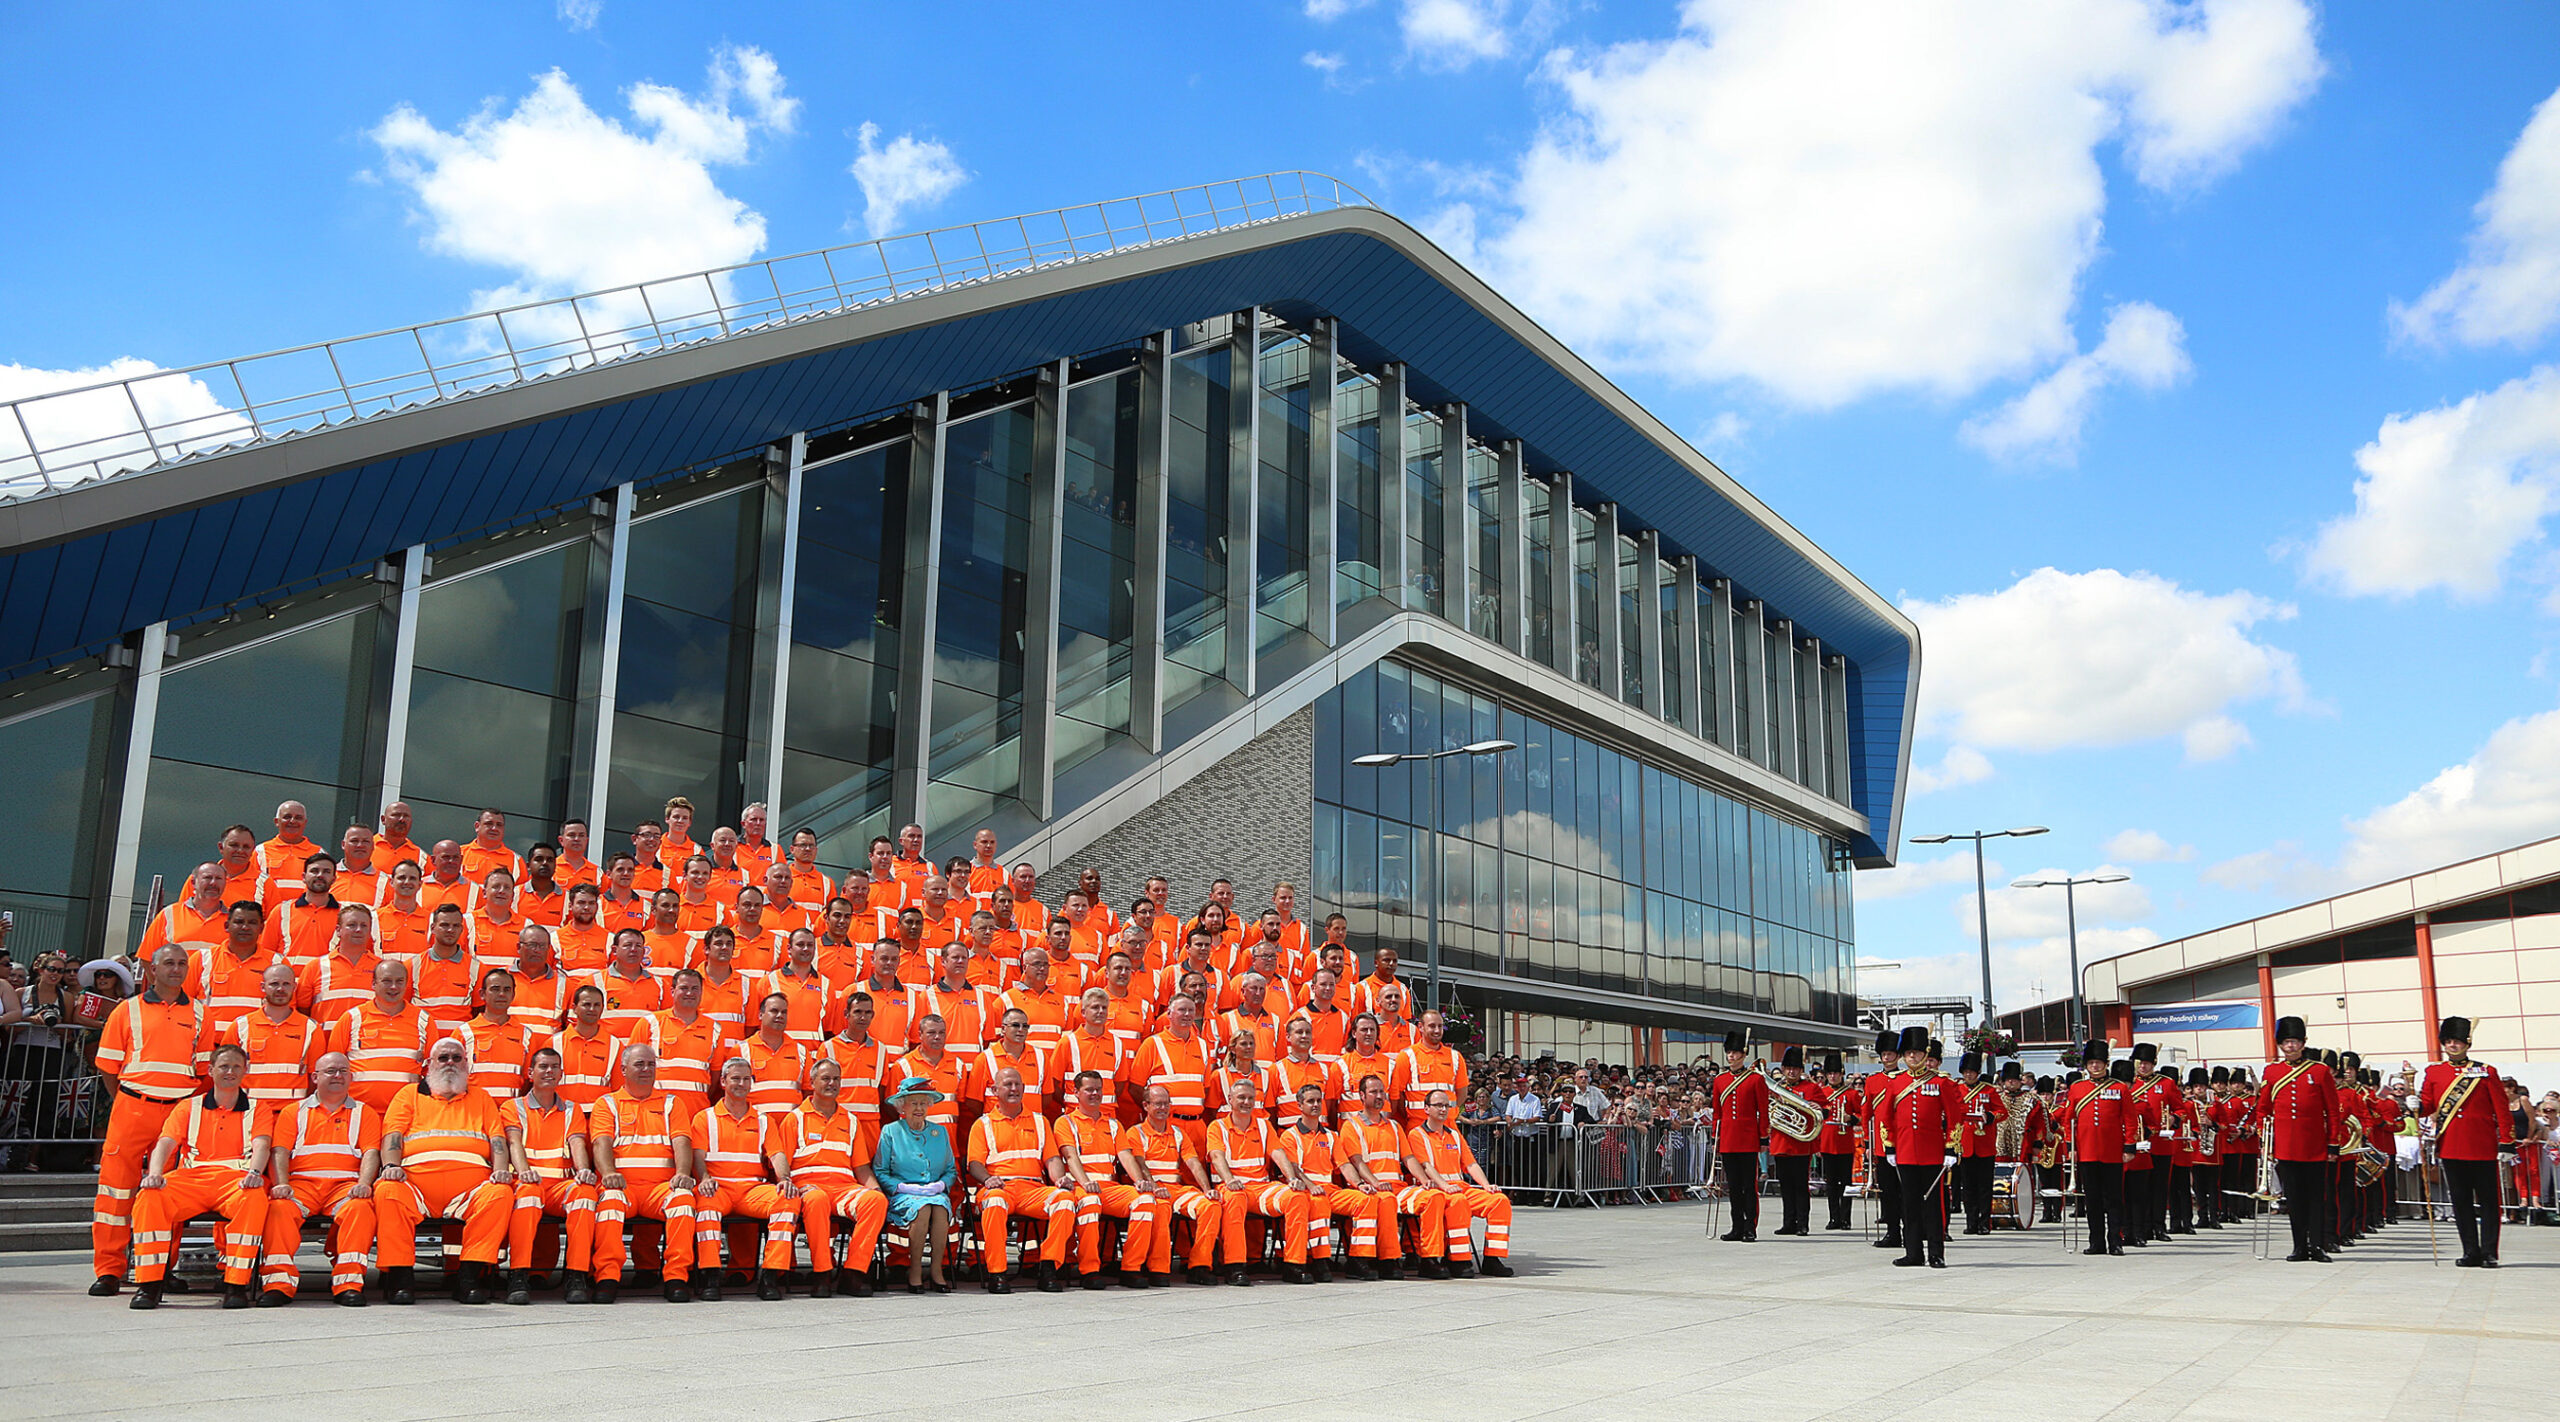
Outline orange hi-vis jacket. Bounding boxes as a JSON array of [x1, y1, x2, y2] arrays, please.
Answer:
[[1394, 1043, 1470, 1124], [896, 1048, 965, 1141], [387, 1087, 502, 1170], [914, 981, 991, 1062], [459, 840, 525, 887], [968, 1042, 1055, 1117], [464, 1018, 537, 1100], [373, 902, 433, 960], [691, 965, 751, 1038], [97, 994, 206, 1101], [418, 874, 473, 919], [516, 881, 566, 928], [296, 947, 383, 1024], [188, 944, 281, 1039], [1208, 1116, 1282, 1185], [1329, 1049, 1401, 1116], [1000, 984, 1070, 1051], [1263, 1057, 1331, 1130], [1337, 1112, 1409, 1186], [757, 963, 828, 1045], [508, 1092, 582, 1181], [641, 924, 692, 969], [690, 1102, 775, 1184], [330, 1002, 433, 1110], [138, 896, 229, 958], [274, 1095, 379, 1184], [672, 895, 730, 935], [224, 1009, 322, 1103], [1132, 1030, 1212, 1118], [1054, 1109, 1124, 1183], [643, 1010, 731, 1108], [586, 967, 668, 1037], [1120, 1119, 1197, 1184], [861, 980, 915, 1049], [817, 1035, 896, 1119], [401, 949, 479, 1027], [548, 1023, 622, 1106], [970, 1107, 1055, 1182], [552, 918, 610, 973], [164, 1089, 259, 1169], [778, 1099, 873, 1184], [787, 861, 835, 908], [590, 1089, 693, 1185], [1293, 998, 1353, 1062], [371, 837, 426, 875], [739, 1033, 810, 1115], [260, 897, 343, 965], [1277, 1121, 1342, 1186], [504, 966, 576, 1036], [728, 924, 782, 973], [1101, 989, 1153, 1053], [1406, 1122, 1481, 1183], [1054, 1028, 1126, 1116], [252, 836, 323, 906]]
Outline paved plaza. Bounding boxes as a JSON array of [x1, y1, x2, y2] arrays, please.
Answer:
[[7, 1205, 2551, 1421]]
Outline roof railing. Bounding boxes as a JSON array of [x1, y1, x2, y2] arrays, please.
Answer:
[[1, 170, 1371, 503]]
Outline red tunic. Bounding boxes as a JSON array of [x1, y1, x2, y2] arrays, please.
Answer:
[[2063, 1076, 2133, 1165], [2254, 1057, 2340, 1163], [2419, 1060, 2510, 1161], [1711, 1068, 1769, 1153], [1882, 1070, 1962, 1161]]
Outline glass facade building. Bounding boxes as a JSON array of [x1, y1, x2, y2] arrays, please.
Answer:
[[0, 186, 1912, 1055]]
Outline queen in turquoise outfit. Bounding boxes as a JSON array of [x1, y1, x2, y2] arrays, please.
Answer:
[[873, 1075, 959, 1292]]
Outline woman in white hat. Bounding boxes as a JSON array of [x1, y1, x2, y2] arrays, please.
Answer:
[[874, 1076, 959, 1292]]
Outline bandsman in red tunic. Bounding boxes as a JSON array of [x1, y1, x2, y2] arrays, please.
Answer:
[[1881, 1027, 1959, 1269], [2062, 1042, 2134, 1255], [2420, 1016, 2512, 1268], [1709, 1031, 1769, 1243], [1815, 1052, 1860, 1232], [1861, 1029, 1907, 1251], [2255, 1015, 2341, 1263]]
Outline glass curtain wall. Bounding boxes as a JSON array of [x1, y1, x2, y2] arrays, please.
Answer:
[[1056, 372, 1140, 776], [1617, 536, 1646, 712], [1657, 565, 1684, 728], [1403, 409, 1444, 618], [1333, 368, 1384, 613], [402, 531, 588, 835], [1571, 509, 1600, 689], [0, 669, 118, 958], [1311, 659, 1857, 1027], [1696, 584, 1720, 744], [1163, 345, 1230, 710], [608, 480, 761, 835], [1254, 329, 1313, 652], [1467, 445, 1501, 642], [1730, 605, 1755, 763], [927, 404, 1036, 831], [137, 584, 384, 915], [781, 440, 907, 865], [1525, 478, 1553, 667]]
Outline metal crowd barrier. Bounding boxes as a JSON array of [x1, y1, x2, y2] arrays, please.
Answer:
[[0, 1033, 108, 1169]]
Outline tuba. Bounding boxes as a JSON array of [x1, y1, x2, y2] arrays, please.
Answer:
[[1768, 1077, 1826, 1144]]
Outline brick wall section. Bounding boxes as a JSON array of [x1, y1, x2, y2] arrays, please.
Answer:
[[1063, 706, 1315, 915]]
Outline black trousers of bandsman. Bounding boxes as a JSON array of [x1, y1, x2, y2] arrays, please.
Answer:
[[1818, 1152, 1853, 1229], [1958, 1155, 1995, 1233], [1770, 1154, 1812, 1234], [1894, 1162, 1949, 1264], [2276, 1158, 2327, 1259], [1719, 1152, 1761, 1239], [2444, 1158, 2502, 1264], [2122, 1164, 2154, 1242], [1874, 1155, 1903, 1245], [2079, 1161, 2125, 1252]]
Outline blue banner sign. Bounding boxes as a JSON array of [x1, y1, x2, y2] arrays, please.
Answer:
[[2131, 1000, 2261, 1034]]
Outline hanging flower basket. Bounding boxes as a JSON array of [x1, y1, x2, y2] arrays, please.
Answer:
[[1960, 1026, 2016, 1058]]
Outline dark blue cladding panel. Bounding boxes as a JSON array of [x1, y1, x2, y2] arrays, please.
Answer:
[[0, 226, 1914, 840]]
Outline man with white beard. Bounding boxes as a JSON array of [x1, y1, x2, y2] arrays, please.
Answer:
[[375, 1037, 513, 1303]]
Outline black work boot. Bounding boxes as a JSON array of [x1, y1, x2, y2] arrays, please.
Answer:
[[1035, 1261, 1063, 1293], [755, 1268, 785, 1300], [221, 1282, 253, 1309], [128, 1282, 163, 1310], [563, 1269, 592, 1305], [382, 1266, 417, 1305], [505, 1270, 533, 1306], [453, 1261, 489, 1304]]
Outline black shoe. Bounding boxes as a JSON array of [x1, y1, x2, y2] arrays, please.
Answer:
[[88, 1274, 122, 1297], [1311, 1260, 1333, 1283], [2125, 1239, 2148, 1249], [1929, 1257, 1947, 1269], [454, 1262, 489, 1305], [809, 1268, 838, 1299], [1448, 1260, 1477, 1279], [1827, 1221, 1851, 1231], [128, 1284, 162, 1310], [2308, 1251, 2332, 1263], [2455, 1255, 2481, 1268], [593, 1278, 619, 1304], [663, 1280, 692, 1303], [1480, 1257, 1513, 1278], [1873, 1234, 1902, 1250], [1225, 1267, 1254, 1287], [696, 1275, 723, 1301], [1281, 1266, 1314, 1285], [563, 1270, 592, 1305], [755, 1269, 785, 1301], [258, 1288, 292, 1308], [1347, 1260, 1377, 1281], [985, 1272, 1013, 1295], [929, 1279, 952, 1293], [221, 1283, 252, 1310], [1891, 1255, 1923, 1267], [2483, 1258, 2501, 1269], [1719, 1230, 1744, 1242], [2083, 1246, 2108, 1256], [2107, 1246, 2123, 1256], [337, 1287, 370, 1305], [505, 1271, 532, 1306], [1081, 1271, 1110, 1291], [1376, 1263, 1404, 1281], [383, 1266, 417, 1305], [1119, 1269, 1147, 1289], [1035, 1261, 1063, 1294], [844, 1270, 874, 1298], [1414, 1259, 1446, 1280], [160, 1275, 191, 1294], [1148, 1271, 1173, 1288]]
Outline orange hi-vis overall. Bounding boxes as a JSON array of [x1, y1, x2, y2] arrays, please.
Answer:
[[642, 1010, 731, 1113], [1394, 1044, 1470, 1127], [401, 950, 480, 1029], [967, 1108, 1074, 1272], [377, 1088, 512, 1268], [187, 944, 280, 1040], [548, 1023, 622, 1106], [739, 1034, 811, 1116], [463, 1019, 536, 1101], [757, 965, 829, 1046], [295, 949, 381, 1025], [131, 1091, 267, 1286], [262, 1096, 381, 1297], [588, 1088, 699, 1283], [1207, 1115, 1308, 1266], [1119, 1119, 1219, 1271], [1278, 1123, 1386, 1260], [1132, 1030, 1212, 1152], [777, 1100, 888, 1275], [688, 1104, 799, 1274], [1407, 1123, 1510, 1260], [91, 993, 204, 1280], [224, 1008, 322, 1106], [1053, 1029, 1126, 1118], [329, 1002, 432, 1112], [505, 1093, 599, 1275], [1055, 1108, 1157, 1274], [1338, 1111, 1443, 1260]]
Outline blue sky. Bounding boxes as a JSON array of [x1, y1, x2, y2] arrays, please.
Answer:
[[7, 2, 2560, 1011]]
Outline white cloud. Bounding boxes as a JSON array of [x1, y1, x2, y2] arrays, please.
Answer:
[[1853, 852, 1985, 903], [1861, 927, 2157, 1006], [1304, 0, 1374, 19], [1403, 0, 1511, 69], [848, 123, 969, 238], [1907, 745, 1996, 795], [1903, 567, 2303, 760], [1700, 410, 1749, 448], [1, 359, 254, 483], [373, 45, 798, 316], [2103, 828, 2195, 863], [2200, 840, 2325, 896], [1972, 865, 2153, 945], [557, 0, 602, 31], [2340, 702, 2560, 886], [1303, 51, 1346, 74], [1961, 300, 2191, 463], [1464, 0, 2320, 406], [2393, 83, 2560, 349], [2301, 365, 2560, 601]]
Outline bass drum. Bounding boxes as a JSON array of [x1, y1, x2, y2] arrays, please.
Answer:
[[1992, 1161, 2039, 1231]]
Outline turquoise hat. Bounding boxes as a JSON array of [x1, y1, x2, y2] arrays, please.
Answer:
[[889, 1074, 945, 1105]]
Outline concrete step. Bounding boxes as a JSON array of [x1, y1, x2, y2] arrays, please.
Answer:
[[0, 1173, 99, 1201], [0, 1196, 91, 1225], [0, 1219, 90, 1252]]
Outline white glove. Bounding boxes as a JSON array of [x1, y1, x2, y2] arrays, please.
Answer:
[[1942, 1154, 1958, 1167], [2134, 1141, 2151, 1153], [1883, 1153, 1897, 1167], [896, 1181, 942, 1196]]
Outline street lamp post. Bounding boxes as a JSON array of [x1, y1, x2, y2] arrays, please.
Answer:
[[2009, 872, 2130, 1046], [1907, 826, 2047, 1061], [1352, 738, 1517, 1014]]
